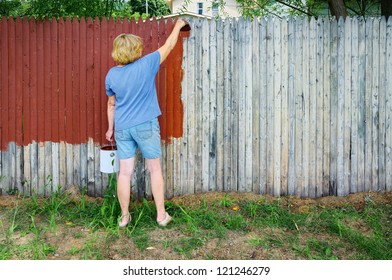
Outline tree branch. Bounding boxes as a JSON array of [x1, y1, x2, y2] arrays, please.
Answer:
[[274, 0, 315, 17]]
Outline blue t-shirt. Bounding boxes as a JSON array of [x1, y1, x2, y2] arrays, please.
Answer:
[[105, 51, 161, 131]]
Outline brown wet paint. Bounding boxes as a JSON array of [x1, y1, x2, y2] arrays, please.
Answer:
[[0, 17, 189, 150], [101, 145, 117, 151], [159, 25, 190, 143]]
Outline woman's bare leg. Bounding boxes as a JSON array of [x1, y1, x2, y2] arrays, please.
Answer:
[[146, 158, 166, 222], [117, 157, 135, 224]]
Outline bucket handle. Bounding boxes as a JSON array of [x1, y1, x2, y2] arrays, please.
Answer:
[[110, 141, 116, 166]]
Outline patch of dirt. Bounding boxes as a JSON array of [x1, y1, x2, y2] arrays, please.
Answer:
[[44, 226, 92, 260], [170, 191, 392, 212], [1, 190, 390, 209]]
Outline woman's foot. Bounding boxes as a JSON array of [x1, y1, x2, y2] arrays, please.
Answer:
[[119, 213, 131, 228], [157, 212, 172, 227]]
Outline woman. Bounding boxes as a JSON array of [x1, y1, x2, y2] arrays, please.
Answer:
[[105, 19, 187, 227]]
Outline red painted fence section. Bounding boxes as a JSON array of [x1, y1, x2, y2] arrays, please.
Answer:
[[0, 16, 187, 151]]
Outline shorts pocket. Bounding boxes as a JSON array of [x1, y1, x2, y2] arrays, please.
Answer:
[[135, 122, 153, 139], [114, 130, 125, 141]]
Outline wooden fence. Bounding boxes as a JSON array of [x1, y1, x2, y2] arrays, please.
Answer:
[[1, 16, 392, 198]]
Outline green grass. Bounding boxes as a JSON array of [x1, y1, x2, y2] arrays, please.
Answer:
[[0, 181, 391, 260]]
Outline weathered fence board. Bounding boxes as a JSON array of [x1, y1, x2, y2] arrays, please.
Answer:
[[315, 17, 323, 198], [1, 16, 392, 198], [357, 18, 366, 193], [281, 18, 289, 197], [216, 19, 224, 193], [222, 19, 232, 192], [230, 19, 239, 193], [252, 19, 261, 194], [387, 17, 392, 192], [322, 18, 331, 196], [379, 17, 387, 192], [294, 18, 303, 197]]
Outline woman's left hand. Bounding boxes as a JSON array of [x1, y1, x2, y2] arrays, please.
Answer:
[[106, 129, 114, 142]]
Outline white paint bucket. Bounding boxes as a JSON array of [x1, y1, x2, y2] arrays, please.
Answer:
[[100, 145, 119, 173]]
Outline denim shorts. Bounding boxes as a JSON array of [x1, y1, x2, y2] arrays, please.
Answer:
[[114, 118, 162, 160]]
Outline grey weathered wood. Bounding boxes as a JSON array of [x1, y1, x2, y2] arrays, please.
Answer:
[[350, 17, 359, 194], [145, 158, 151, 200], [94, 145, 102, 196], [216, 18, 224, 192], [9, 143, 16, 193], [322, 17, 331, 197], [315, 17, 324, 198], [252, 18, 261, 193], [237, 17, 246, 192], [302, 18, 310, 198], [280, 18, 289, 196], [371, 18, 380, 191], [16, 144, 23, 194], [343, 17, 351, 196], [174, 136, 182, 197], [330, 19, 338, 196], [194, 18, 203, 194], [259, 17, 267, 195], [266, 18, 275, 195], [357, 17, 366, 193], [134, 151, 145, 200], [223, 18, 233, 192], [287, 18, 295, 196], [23, 144, 31, 195], [386, 17, 392, 192], [230, 18, 239, 192], [185, 19, 196, 195], [31, 145, 39, 194], [237, 17, 247, 192], [44, 142, 52, 195], [8, 143, 16, 193], [1, 147, 10, 194], [294, 17, 303, 197], [378, 17, 387, 191], [72, 144, 80, 191], [173, 138, 181, 197], [165, 137, 174, 199], [201, 18, 210, 193], [209, 18, 217, 192], [273, 18, 282, 197], [308, 17, 317, 198], [59, 141, 66, 192], [336, 17, 346, 196], [364, 18, 373, 192], [38, 142, 45, 195], [80, 143, 87, 190], [244, 17, 253, 193], [87, 139, 95, 196], [65, 143, 73, 192], [51, 143, 60, 190], [180, 31, 189, 196]]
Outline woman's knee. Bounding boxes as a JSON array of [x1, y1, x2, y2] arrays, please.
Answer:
[[146, 158, 162, 174], [118, 158, 135, 179], [119, 170, 132, 180]]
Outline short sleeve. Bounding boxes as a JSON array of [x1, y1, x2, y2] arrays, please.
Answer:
[[143, 51, 160, 75], [105, 73, 115, 96]]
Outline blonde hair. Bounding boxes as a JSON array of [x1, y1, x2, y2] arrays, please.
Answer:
[[111, 33, 143, 65]]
